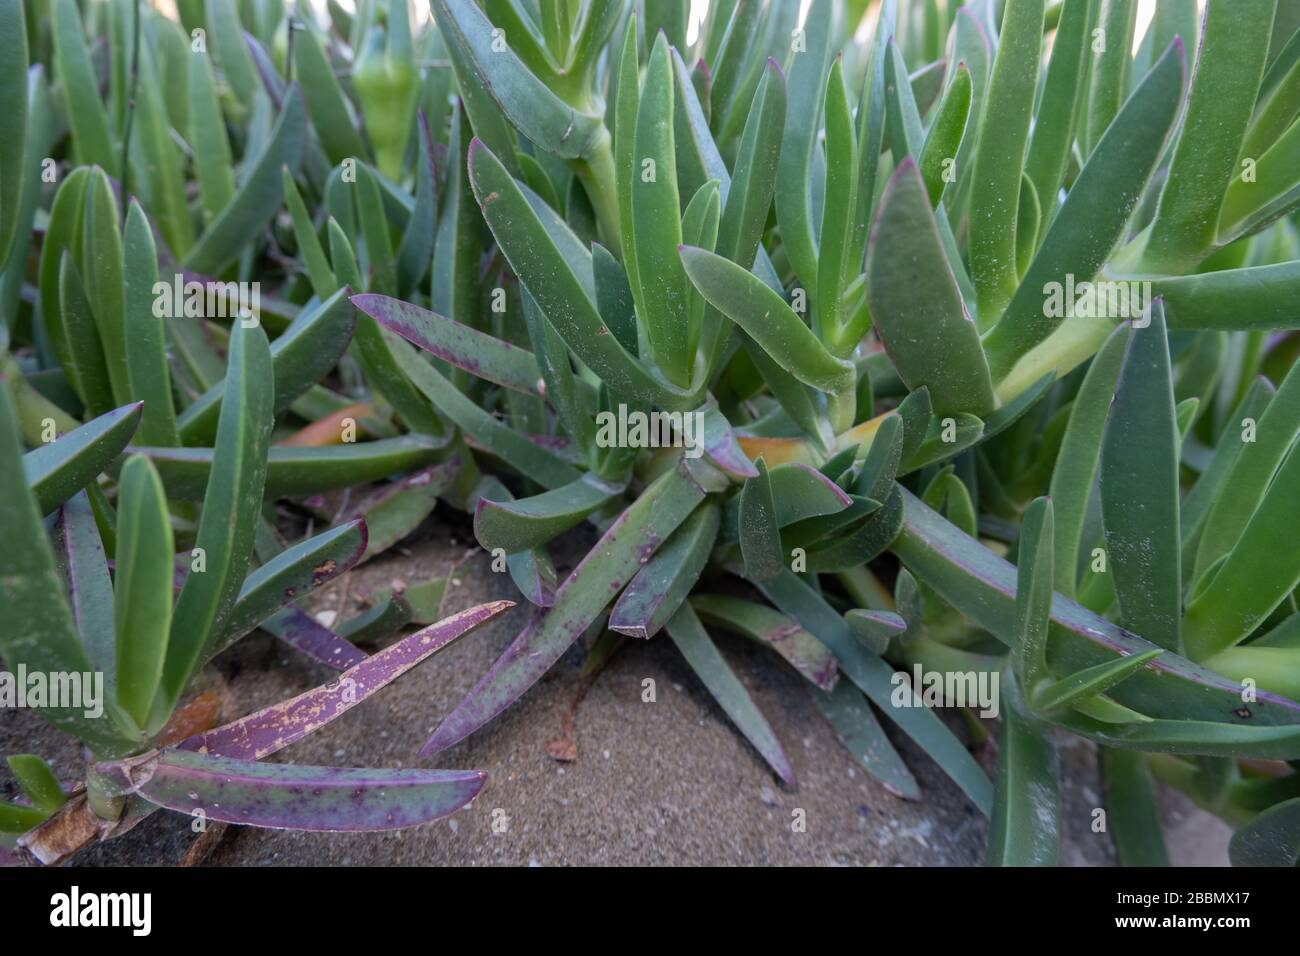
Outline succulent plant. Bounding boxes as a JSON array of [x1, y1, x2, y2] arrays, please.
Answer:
[[0, 323, 509, 864], [4, 0, 1300, 867]]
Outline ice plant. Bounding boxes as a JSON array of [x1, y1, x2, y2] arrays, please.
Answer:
[[4, 0, 1300, 867], [0, 342, 509, 863], [351, 0, 1300, 863]]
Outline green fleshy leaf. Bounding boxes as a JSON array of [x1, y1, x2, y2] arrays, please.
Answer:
[[756, 569, 993, 814], [113, 455, 174, 726], [138, 435, 446, 499], [187, 42, 236, 224], [632, 34, 693, 387], [293, 20, 367, 165], [738, 457, 783, 582], [1143, 0, 1277, 271], [0, 384, 135, 752], [430, 0, 604, 159], [1023, 0, 1092, 214], [866, 159, 995, 416], [1032, 649, 1163, 714], [665, 603, 796, 786], [183, 85, 307, 277], [475, 473, 626, 554], [1229, 795, 1300, 865], [610, 503, 720, 641], [691, 592, 839, 691], [1099, 305, 1182, 654], [811, 679, 920, 800], [123, 202, 180, 446], [1048, 324, 1127, 597], [967, 0, 1045, 321], [6, 755, 65, 814], [988, 680, 1060, 866], [0, 0, 28, 267], [24, 402, 143, 515], [981, 38, 1187, 379], [176, 287, 357, 445], [51, 0, 115, 173], [918, 62, 971, 206], [1101, 748, 1169, 866], [680, 245, 855, 394], [157, 322, 274, 727]]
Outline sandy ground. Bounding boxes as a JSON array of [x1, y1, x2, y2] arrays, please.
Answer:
[[1, 507, 1229, 866]]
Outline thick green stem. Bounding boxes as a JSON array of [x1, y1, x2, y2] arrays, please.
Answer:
[[573, 129, 621, 259], [993, 314, 1116, 405]]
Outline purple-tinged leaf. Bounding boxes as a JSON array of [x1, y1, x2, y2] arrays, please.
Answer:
[[609, 502, 719, 640], [353, 293, 546, 397], [845, 609, 907, 656], [107, 750, 484, 831], [259, 607, 367, 671], [699, 401, 759, 479], [723, 460, 852, 537], [350, 461, 458, 562], [507, 549, 556, 608], [422, 458, 719, 756], [665, 604, 796, 786], [805, 484, 905, 572], [179, 600, 513, 761], [691, 594, 839, 691]]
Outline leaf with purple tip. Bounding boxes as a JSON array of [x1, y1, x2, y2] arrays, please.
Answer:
[[609, 502, 720, 640], [182, 601, 513, 760], [114, 750, 485, 832], [691, 594, 839, 691], [354, 293, 545, 397], [423, 459, 717, 756], [258, 607, 367, 671]]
